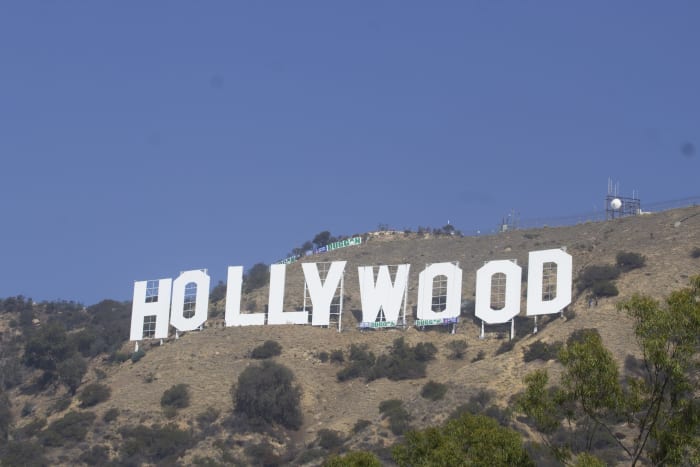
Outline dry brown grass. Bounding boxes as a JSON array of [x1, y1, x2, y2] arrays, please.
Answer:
[[6, 205, 700, 464]]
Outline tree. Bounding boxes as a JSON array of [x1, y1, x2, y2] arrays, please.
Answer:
[[517, 276, 700, 466], [243, 263, 269, 293], [24, 322, 74, 371], [209, 280, 227, 303], [233, 361, 302, 430], [56, 354, 87, 394], [392, 412, 534, 466], [313, 231, 332, 248], [616, 276, 700, 465], [558, 329, 622, 452]]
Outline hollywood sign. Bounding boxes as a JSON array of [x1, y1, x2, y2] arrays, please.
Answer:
[[130, 248, 572, 341]]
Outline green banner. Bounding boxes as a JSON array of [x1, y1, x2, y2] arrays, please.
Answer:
[[326, 236, 362, 252]]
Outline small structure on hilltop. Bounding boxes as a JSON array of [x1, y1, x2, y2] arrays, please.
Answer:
[[606, 178, 642, 220]]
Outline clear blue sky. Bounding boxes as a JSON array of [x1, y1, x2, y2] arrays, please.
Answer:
[[1, 2, 698, 305]]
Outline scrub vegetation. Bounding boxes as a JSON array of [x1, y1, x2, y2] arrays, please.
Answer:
[[0, 207, 699, 465]]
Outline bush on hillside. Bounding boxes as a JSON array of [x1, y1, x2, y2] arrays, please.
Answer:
[[79, 383, 111, 407], [576, 265, 620, 293], [591, 280, 619, 297], [324, 451, 382, 467], [690, 247, 700, 258], [471, 350, 486, 362], [317, 428, 344, 451], [119, 423, 195, 465], [446, 340, 468, 360], [379, 399, 411, 435], [103, 407, 120, 423], [131, 349, 146, 363], [421, 381, 448, 401], [0, 441, 48, 467], [523, 340, 563, 363], [337, 338, 436, 382], [352, 419, 371, 434], [250, 340, 282, 359], [330, 349, 344, 364], [40, 411, 96, 446], [79, 445, 110, 465], [57, 354, 87, 394], [616, 251, 646, 271], [161, 384, 190, 410], [233, 360, 302, 430], [496, 339, 515, 355]]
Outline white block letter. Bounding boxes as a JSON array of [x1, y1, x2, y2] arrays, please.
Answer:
[[268, 264, 306, 325], [526, 249, 572, 316], [475, 260, 522, 323], [170, 270, 210, 332], [358, 264, 410, 323], [225, 266, 265, 326], [303, 261, 347, 326], [130, 278, 172, 341], [416, 262, 462, 321]]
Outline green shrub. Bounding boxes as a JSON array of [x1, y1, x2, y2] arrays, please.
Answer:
[[78, 383, 111, 407], [49, 396, 72, 414], [615, 251, 646, 272], [242, 263, 270, 293], [110, 351, 129, 363], [161, 383, 190, 409], [79, 445, 109, 465], [40, 410, 96, 446], [119, 423, 195, 465], [0, 440, 48, 467], [495, 339, 515, 355], [523, 340, 563, 363], [352, 419, 371, 434], [330, 349, 344, 364], [57, 354, 87, 394], [567, 328, 601, 347], [14, 417, 46, 440], [23, 322, 74, 371], [446, 339, 468, 360], [393, 412, 533, 466], [691, 247, 700, 259], [379, 399, 411, 435], [591, 280, 619, 297], [338, 338, 436, 382], [103, 407, 120, 423], [421, 380, 447, 401], [324, 451, 382, 466], [317, 428, 344, 450], [318, 351, 329, 363], [451, 389, 495, 419], [250, 340, 282, 359], [233, 361, 302, 430], [471, 350, 486, 362], [244, 441, 280, 465], [131, 349, 146, 363], [196, 406, 220, 429], [577, 265, 620, 292]]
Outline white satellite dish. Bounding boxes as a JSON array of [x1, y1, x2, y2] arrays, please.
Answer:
[[610, 198, 622, 210]]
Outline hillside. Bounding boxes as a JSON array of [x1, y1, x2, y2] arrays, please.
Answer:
[[1, 205, 699, 466]]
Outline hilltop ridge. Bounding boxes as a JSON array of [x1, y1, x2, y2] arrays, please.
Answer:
[[1, 205, 699, 466]]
